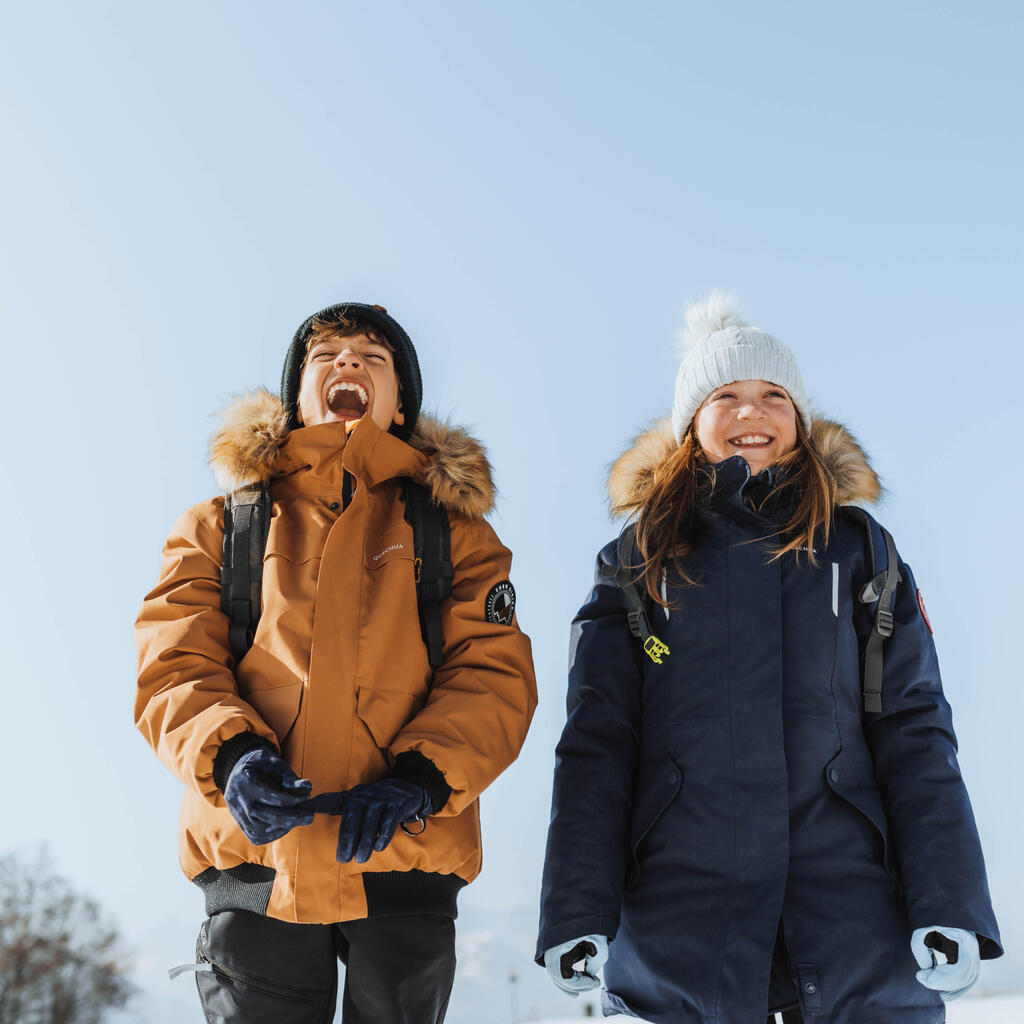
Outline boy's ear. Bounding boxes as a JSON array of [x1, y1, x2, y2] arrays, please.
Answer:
[[392, 405, 405, 427]]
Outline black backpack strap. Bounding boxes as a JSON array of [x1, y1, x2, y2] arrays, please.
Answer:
[[403, 480, 453, 669], [601, 526, 671, 665], [220, 483, 272, 664], [841, 506, 902, 714]]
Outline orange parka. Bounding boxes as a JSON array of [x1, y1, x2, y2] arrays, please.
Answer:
[[135, 391, 537, 924]]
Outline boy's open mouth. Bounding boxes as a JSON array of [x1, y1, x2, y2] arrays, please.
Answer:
[[728, 434, 774, 448], [326, 380, 369, 419]]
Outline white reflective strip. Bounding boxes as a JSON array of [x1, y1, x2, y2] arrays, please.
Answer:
[[660, 569, 669, 619], [168, 963, 213, 981], [832, 563, 839, 617]]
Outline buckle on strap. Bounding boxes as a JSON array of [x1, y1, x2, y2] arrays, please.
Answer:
[[626, 608, 645, 639], [875, 609, 894, 638]]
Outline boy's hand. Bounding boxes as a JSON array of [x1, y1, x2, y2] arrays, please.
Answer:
[[331, 779, 431, 863], [224, 747, 314, 845]]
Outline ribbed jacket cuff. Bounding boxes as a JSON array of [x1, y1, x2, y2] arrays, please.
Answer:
[[212, 732, 277, 793], [385, 751, 451, 814]]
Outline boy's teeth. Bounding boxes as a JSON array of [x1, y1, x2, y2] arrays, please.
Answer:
[[328, 382, 368, 404], [326, 381, 369, 415]]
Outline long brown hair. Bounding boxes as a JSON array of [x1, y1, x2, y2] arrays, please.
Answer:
[[631, 415, 838, 607]]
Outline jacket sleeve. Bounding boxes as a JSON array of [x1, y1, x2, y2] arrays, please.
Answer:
[[535, 539, 641, 961], [386, 515, 537, 817], [134, 502, 280, 806], [862, 543, 1002, 958]]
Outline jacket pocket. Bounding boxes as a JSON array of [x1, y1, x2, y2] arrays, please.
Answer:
[[625, 756, 683, 888], [355, 686, 425, 752], [198, 950, 310, 1003], [364, 524, 415, 571], [824, 752, 899, 884], [196, 920, 310, 1004], [236, 649, 304, 745]]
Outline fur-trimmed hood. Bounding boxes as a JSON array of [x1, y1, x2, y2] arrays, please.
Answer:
[[608, 415, 881, 516], [208, 388, 495, 519]]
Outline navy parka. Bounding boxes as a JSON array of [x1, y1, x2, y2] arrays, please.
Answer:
[[537, 428, 1000, 1024]]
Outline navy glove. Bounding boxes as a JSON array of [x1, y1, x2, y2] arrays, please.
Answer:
[[223, 747, 314, 845], [331, 778, 431, 863]]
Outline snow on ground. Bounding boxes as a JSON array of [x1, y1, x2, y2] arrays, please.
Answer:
[[945, 993, 1024, 1023], [531, 992, 1024, 1024]]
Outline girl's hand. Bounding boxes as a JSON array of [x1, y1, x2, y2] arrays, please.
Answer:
[[543, 934, 609, 996], [911, 926, 980, 1001]]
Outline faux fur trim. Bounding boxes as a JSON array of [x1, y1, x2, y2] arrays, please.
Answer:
[[209, 389, 291, 493], [208, 389, 495, 517], [608, 415, 881, 517], [406, 417, 495, 519]]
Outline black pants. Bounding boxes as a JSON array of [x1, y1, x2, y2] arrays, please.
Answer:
[[767, 1012, 804, 1023], [195, 909, 456, 1024]]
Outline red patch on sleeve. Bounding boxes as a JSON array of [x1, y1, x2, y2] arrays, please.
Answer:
[[917, 589, 933, 634]]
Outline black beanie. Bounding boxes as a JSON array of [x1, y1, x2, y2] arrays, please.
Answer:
[[280, 302, 423, 440]]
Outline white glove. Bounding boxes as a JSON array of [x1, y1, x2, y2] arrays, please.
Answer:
[[543, 934, 609, 996], [911, 926, 980, 1002]]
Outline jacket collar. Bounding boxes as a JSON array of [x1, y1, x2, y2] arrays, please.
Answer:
[[701, 456, 798, 525], [272, 418, 429, 492], [608, 415, 883, 518], [208, 388, 496, 518]]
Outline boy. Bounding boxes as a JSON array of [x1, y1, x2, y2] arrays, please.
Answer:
[[135, 302, 537, 1023]]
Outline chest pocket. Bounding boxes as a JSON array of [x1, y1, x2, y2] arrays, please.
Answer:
[[778, 556, 844, 716], [364, 524, 414, 571]]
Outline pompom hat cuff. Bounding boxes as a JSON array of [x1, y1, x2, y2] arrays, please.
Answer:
[[671, 322, 812, 443]]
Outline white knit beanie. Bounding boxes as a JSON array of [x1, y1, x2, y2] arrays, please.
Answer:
[[671, 291, 812, 444]]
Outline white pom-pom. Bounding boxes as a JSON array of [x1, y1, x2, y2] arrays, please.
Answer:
[[676, 289, 746, 355]]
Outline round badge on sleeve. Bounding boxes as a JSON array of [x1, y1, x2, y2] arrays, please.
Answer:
[[485, 581, 516, 626]]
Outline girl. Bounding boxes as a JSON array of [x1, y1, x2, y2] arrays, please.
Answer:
[[536, 294, 1000, 1023]]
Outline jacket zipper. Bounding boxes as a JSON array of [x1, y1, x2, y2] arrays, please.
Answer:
[[197, 950, 309, 1003]]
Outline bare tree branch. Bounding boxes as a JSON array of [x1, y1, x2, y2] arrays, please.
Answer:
[[0, 850, 134, 1024]]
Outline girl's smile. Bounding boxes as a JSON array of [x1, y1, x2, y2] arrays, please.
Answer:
[[694, 379, 798, 475]]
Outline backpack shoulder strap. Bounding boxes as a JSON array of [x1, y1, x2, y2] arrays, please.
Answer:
[[839, 505, 901, 713], [600, 524, 671, 665], [403, 480, 453, 670], [220, 483, 272, 664]]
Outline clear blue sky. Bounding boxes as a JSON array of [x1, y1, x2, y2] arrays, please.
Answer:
[[3, 2, 1022, 1020]]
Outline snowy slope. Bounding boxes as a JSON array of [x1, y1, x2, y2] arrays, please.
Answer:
[[533, 993, 1024, 1024]]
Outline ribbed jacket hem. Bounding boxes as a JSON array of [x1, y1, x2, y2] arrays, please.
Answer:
[[363, 869, 466, 919], [191, 865, 466, 921], [193, 863, 277, 915]]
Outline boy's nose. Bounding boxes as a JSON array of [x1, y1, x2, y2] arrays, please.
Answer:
[[334, 349, 361, 368]]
